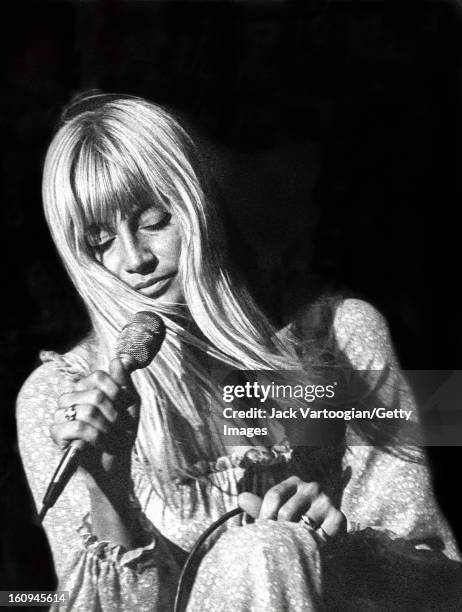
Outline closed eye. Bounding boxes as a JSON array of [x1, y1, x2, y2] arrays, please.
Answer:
[[139, 212, 172, 232], [89, 235, 116, 253]]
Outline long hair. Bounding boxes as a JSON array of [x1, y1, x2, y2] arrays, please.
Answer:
[[42, 92, 301, 490]]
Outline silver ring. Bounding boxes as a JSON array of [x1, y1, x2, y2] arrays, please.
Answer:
[[317, 527, 332, 543], [64, 405, 77, 421], [300, 513, 317, 531]]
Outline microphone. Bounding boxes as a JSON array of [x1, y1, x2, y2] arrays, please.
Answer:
[[39, 312, 165, 522]]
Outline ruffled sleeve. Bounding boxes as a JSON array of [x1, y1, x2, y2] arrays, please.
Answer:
[[54, 510, 179, 611], [16, 349, 180, 611]]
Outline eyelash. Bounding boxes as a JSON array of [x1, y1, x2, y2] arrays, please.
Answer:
[[90, 212, 172, 253], [140, 212, 171, 232], [92, 238, 114, 253]]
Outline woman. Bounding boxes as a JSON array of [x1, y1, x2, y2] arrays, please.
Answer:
[[17, 92, 460, 610]]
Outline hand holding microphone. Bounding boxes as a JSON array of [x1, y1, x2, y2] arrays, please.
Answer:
[[52, 357, 138, 481], [40, 312, 165, 521]]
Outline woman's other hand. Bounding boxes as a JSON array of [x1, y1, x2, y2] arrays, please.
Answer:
[[238, 476, 346, 540], [50, 358, 139, 488]]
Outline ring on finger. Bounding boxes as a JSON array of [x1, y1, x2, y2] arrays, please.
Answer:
[[300, 513, 318, 532], [300, 515, 335, 546], [64, 404, 77, 421], [317, 527, 333, 543]]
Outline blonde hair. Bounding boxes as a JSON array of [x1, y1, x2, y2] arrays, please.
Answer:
[[42, 92, 300, 488]]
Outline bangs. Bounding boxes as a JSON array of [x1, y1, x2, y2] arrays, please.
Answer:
[[70, 134, 170, 239]]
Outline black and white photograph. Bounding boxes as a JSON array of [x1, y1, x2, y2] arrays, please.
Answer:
[[2, 1, 462, 609]]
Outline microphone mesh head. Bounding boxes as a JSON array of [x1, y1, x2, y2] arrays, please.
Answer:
[[116, 312, 166, 371]]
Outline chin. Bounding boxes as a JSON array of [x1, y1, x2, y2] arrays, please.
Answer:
[[151, 288, 185, 305]]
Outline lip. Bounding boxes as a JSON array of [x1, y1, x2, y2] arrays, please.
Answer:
[[132, 272, 177, 296]]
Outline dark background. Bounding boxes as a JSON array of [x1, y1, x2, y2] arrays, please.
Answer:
[[2, 0, 462, 594]]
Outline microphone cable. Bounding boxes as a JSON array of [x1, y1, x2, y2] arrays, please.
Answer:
[[174, 507, 244, 612]]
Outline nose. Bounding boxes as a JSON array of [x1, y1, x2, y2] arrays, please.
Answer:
[[122, 231, 157, 274]]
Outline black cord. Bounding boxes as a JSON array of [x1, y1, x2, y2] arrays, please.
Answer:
[[174, 507, 244, 612]]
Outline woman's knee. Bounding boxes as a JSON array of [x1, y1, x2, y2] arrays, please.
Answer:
[[215, 519, 320, 561], [187, 520, 323, 611]]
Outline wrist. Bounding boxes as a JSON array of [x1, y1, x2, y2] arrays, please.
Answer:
[[85, 468, 132, 508], [87, 476, 148, 548]]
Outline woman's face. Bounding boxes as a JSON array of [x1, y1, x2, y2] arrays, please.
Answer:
[[88, 205, 184, 303]]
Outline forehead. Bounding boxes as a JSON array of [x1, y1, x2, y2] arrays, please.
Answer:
[[72, 149, 170, 229]]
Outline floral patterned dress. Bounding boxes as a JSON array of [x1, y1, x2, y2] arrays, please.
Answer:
[[16, 299, 460, 611]]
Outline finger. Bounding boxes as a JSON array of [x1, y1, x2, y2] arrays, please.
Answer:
[[319, 508, 347, 539], [238, 492, 263, 519], [54, 404, 111, 435], [259, 476, 302, 520], [303, 492, 331, 528], [50, 420, 103, 450], [109, 358, 139, 420], [75, 370, 120, 400], [276, 483, 320, 522], [58, 390, 118, 423], [109, 358, 132, 389]]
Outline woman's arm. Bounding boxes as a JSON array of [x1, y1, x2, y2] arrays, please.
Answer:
[[16, 358, 180, 610], [332, 298, 460, 560], [16, 360, 89, 570], [48, 357, 146, 550]]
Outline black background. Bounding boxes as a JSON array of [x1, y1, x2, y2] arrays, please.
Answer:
[[2, 0, 462, 593]]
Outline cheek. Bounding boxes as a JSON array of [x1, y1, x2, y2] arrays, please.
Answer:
[[99, 248, 123, 277], [157, 226, 182, 265], [170, 233, 182, 264]]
